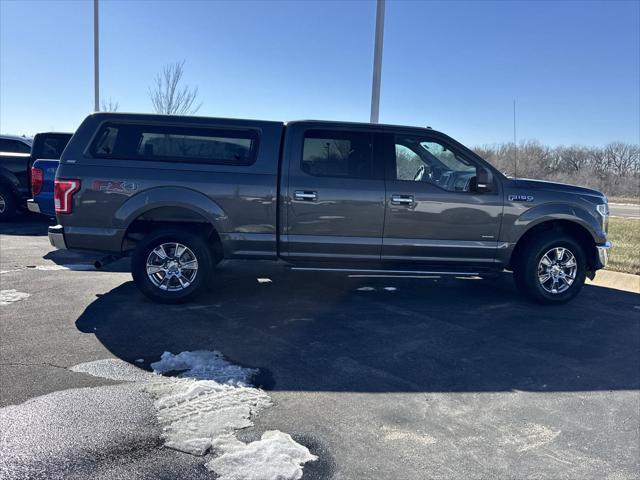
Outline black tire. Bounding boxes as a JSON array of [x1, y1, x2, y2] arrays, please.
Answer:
[[131, 229, 214, 303], [513, 232, 587, 304], [0, 185, 17, 221]]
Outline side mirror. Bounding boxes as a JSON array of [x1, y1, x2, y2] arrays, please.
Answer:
[[475, 167, 492, 193]]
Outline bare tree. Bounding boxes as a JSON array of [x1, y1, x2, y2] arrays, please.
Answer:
[[100, 97, 120, 112], [148, 60, 201, 115]]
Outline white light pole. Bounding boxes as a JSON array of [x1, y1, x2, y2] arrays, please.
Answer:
[[370, 0, 385, 123], [94, 0, 100, 112]]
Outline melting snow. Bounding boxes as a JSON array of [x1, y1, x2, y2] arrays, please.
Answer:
[[151, 350, 256, 385], [206, 431, 317, 480], [145, 377, 271, 455], [70, 351, 316, 479], [0, 290, 30, 305]]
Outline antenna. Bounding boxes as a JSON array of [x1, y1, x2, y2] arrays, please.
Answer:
[[513, 99, 517, 179]]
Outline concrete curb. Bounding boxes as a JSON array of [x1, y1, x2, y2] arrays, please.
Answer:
[[587, 270, 640, 294]]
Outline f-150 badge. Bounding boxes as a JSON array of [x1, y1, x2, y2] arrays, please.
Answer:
[[508, 194, 534, 202]]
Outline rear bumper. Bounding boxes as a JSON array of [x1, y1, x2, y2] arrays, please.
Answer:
[[48, 224, 67, 250], [48, 224, 124, 253], [595, 241, 612, 270], [27, 199, 40, 214]]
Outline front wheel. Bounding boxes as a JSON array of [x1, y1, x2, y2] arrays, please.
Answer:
[[513, 232, 587, 304], [131, 229, 213, 303]]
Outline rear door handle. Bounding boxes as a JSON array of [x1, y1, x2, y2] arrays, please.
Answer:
[[294, 190, 318, 201], [391, 194, 414, 205]]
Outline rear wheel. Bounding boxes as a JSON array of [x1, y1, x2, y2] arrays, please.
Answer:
[[131, 229, 213, 303], [513, 232, 587, 304], [0, 185, 17, 221]]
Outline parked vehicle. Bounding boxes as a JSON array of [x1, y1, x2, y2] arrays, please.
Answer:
[[48, 113, 611, 304], [27, 132, 73, 217], [0, 134, 33, 220]]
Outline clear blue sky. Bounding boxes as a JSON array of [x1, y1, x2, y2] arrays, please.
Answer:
[[1, 0, 638, 147]]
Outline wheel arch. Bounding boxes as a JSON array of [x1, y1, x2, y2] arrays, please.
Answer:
[[117, 187, 228, 260], [509, 219, 598, 272]]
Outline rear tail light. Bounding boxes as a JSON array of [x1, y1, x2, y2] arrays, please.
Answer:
[[31, 167, 43, 195], [54, 179, 80, 214]]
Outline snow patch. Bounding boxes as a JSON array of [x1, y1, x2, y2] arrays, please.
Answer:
[[0, 289, 30, 305], [70, 351, 316, 479], [206, 430, 317, 480], [150, 350, 256, 385], [145, 377, 271, 455]]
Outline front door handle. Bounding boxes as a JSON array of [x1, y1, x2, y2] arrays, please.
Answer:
[[294, 190, 318, 201], [391, 194, 414, 205]]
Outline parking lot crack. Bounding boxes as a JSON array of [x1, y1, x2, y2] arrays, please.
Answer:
[[0, 361, 68, 370]]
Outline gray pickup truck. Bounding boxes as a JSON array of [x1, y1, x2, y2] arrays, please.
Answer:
[[48, 112, 611, 304]]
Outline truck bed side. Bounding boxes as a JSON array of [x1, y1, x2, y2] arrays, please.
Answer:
[[56, 113, 284, 258]]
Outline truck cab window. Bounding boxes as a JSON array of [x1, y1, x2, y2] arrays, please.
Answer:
[[394, 136, 477, 192], [302, 130, 373, 179], [0, 139, 31, 154]]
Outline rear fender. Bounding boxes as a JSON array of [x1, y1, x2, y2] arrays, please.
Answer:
[[0, 167, 21, 194], [115, 187, 231, 233]]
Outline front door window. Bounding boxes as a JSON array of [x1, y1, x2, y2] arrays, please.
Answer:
[[394, 136, 477, 192]]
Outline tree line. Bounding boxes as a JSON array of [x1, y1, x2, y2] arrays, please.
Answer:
[[474, 141, 639, 199]]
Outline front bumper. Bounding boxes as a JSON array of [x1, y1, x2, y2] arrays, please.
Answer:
[[48, 224, 67, 250], [595, 241, 612, 269], [27, 199, 40, 214]]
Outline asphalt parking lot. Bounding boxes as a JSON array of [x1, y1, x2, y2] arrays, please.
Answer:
[[1, 215, 639, 480]]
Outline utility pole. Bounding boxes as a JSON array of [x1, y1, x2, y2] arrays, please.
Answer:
[[94, 0, 100, 112], [370, 0, 385, 123], [513, 99, 517, 179]]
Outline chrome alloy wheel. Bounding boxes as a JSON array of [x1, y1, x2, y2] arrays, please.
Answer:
[[0, 194, 5, 213], [537, 247, 577, 294], [146, 242, 198, 291]]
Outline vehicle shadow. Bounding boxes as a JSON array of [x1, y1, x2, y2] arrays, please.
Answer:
[[75, 263, 640, 393], [43, 249, 131, 273], [0, 213, 53, 236]]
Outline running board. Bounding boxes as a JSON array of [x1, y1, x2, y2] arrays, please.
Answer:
[[289, 267, 481, 277]]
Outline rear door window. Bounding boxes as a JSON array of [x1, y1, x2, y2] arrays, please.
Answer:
[[91, 123, 259, 165], [301, 130, 374, 179]]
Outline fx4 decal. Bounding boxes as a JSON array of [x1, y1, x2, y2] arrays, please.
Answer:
[[92, 180, 137, 194], [508, 194, 534, 202]]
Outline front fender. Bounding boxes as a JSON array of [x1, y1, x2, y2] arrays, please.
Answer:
[[114, 186, 231, 233], [508, 202, 606, 244]]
